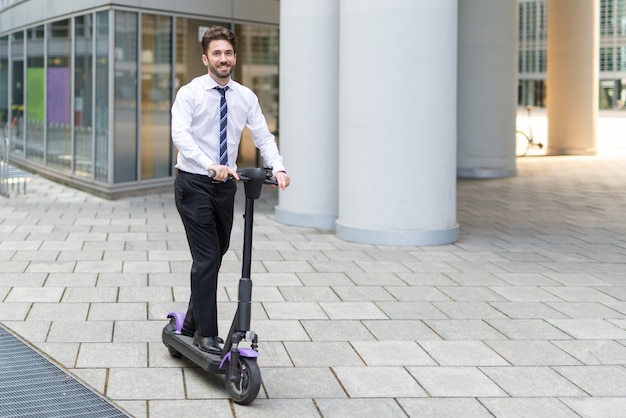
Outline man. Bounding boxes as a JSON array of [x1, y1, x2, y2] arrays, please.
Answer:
[[171, 25, 289, 354]]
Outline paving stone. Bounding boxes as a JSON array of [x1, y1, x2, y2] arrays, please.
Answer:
[[297, 272, 353, 286], [62, 287, 118, 303], [316, 398, 406, 418], [434, 301, 508, 319], [384, 286, 450, 302], [334, 366, 427, 397], [1, 320, 52, 342], [6, 287, 64, 303], [421, 340, 509, 366], [488, 318, 574, 339], [479, 397, 580, 418], [560, 397, 626, 418], [262, 367, 346, 398], [47, 321, 113, 343], [398, 398, 492, 417], [363, 319, 441, 341], [89, 302, 147, 321], [544, 287, 622, 303], [284, 341, 363, 367], [546, 301, 624, 319], [252, 319, 310, 341], [547, 319, 626, 339], [552, 340, 626, 365], [45, 273, 98, 287], [445, 272, 509, 286], [118, 286, 173, 303], [480, 366, 587, 397], [27, 302, 89, 321], [278, 286, 339, 302], [107, 368, 185, 400], [262, 302, 328, 320], [494, 272, 562, 286], [97, 273, 148, 287], [554, 365, 626, 396], [319, 301, 387, 320], [75, 260, 123, 273], [301, 320, 376, 341], [150, 399, 243, 418], [345, 271, 406, 286], [438, 286, 507, 301], [425, 319, 508, 340], [488, 301, 569, 320], [485, 340, 580, 366], [376, 301, 448, 320], [490, 286, 564, 302], [331, 285, 396, 302], [408, 366, 507, 397], [0, 302, 30, 320], [34, 342, 79, 368], [76, 342, 147, 368], [113, 320, 166, 343], [352, 341, 436, 366]]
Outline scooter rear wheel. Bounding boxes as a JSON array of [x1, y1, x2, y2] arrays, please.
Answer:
[[224, 357, 261, 405], [167, 345, 183, 358]]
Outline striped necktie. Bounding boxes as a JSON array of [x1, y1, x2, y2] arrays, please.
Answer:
[[215, 86, 229, 166]]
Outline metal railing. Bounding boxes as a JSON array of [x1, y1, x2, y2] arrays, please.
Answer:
[[0, 136, 8, 197], [1, 128, 30, 197]]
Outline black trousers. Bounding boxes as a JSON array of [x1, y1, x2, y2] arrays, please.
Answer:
[[174, 170, 237, 337]]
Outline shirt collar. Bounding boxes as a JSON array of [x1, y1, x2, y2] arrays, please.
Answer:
[[203, 74, 233, 91]]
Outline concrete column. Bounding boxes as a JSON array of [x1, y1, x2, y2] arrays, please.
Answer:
[[274, 0, 339, 229], [546, 0, 599, 155], [335, 0, 459, 246], [457, 0, 518, 178]]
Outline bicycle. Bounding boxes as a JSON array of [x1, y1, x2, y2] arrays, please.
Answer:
[[516, 105, 544, 157], [2, 116, 16, 136]]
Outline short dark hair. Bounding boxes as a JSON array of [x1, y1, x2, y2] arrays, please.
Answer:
[[201, 26, 237, 55]]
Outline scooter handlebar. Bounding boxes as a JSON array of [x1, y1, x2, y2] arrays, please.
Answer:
[[207, 167, 278, 186]]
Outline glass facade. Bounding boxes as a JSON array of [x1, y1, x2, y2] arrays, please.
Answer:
[[75, 14, 94, 178], [518, 0, 547, 107], [47, 19, 72, 170], [141, 13, 172, 180], [519, 0, 626, 109], [0, 5, 279, 197]]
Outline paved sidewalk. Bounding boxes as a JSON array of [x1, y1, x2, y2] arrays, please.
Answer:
[[1, 140, 625, 416]]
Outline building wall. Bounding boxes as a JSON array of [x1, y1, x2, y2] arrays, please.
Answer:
[[519, 0, 626, 109], [0, 0, 279, 198]]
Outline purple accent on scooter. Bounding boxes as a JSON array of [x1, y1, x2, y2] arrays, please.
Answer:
[[167, 311, 186, 335], [219, 348, 259, 369]]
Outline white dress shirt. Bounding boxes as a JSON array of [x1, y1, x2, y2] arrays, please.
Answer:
[[171, 74, 285, 175]]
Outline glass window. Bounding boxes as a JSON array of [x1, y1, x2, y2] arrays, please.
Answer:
[[95, 10, 109, 183], [75, 14, 94, 178], [26, 26, 45, 163], [141, 13, 172, 180], [114, 10, 138, 183], [47, 19, 72, 170], [10, 31, 24, 154], [0, 36, 8, 128], [234, 24, 279, 167]]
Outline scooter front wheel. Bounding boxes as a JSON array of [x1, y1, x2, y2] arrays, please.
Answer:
[[224, 356, 261, 405]]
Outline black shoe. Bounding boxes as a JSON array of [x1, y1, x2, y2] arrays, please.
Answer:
[[182, 327, 224, 344], [193, 333, 222, 355], [181, 326, 195, 337]]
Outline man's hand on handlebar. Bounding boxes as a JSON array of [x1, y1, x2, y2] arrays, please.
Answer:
[[208, 164, 239, 182], [273, 171, 290, 191]]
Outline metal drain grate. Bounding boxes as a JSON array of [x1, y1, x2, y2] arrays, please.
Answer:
[[0, 324, 130, 418]]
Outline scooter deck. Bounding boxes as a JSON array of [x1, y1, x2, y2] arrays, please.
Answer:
[[161, 321, 225, 374]]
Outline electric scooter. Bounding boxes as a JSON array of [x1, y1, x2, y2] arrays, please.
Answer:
[[162, 167, 276, 405]]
